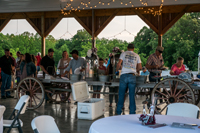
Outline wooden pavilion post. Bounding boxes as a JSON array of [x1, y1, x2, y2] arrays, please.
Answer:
[[158, 14, 162, 46], [41, 15, 45, 57], [92, 9, 96, 48]]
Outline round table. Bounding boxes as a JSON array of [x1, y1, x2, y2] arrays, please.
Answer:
[[89, 114, 200, 133]]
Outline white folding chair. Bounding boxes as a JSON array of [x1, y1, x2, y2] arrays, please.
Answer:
[[166, 103, 199, 119], [3, 95, 30, 133], [0, 106, 6, 120], [31, 115, 60, 133]]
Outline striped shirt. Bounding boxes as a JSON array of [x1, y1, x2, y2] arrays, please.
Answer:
[[146, 53, 164, 72]]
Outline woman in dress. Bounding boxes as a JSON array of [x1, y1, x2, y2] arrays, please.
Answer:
[[20, 53, 36, 80]]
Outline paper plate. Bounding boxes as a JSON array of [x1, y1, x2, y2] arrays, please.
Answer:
[[74, 68, 81, 74]]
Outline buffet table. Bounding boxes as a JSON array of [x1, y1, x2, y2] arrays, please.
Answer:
[[89, 114, 200, 133]]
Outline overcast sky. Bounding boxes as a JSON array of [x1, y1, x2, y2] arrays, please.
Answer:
[[1, 15, 148, 42]]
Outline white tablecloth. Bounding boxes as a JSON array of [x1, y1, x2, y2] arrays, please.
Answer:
[[0, 117, 3, 133], [89, 114, 200, 133]]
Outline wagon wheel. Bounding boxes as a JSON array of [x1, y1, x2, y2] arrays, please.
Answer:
[[46, 83, 71, 103], [194, 90, 200, 105], [151, 78, 195, 115], [17, 77, 45, 109]]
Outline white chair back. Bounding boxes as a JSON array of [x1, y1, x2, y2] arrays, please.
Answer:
[[166, 103, 199, 119], [0, 106, 6, 120], [31, 115, 60, 133], [15, 95, 30, 114]]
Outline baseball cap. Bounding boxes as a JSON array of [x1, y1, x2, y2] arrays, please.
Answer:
[[127, 44, 134, 49], [70, 50, 79, 55], [156, 46, 164, 52], [48, 48, 54, 53]]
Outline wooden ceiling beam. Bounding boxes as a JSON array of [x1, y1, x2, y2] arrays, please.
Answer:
[[95, 9, 120, 37], [23, 13, 42, 36], [44, 15, 63, 37], [71, 11, 92, 36], [161, 5, 191, 35], [0, 13, 14, 32], [135, 10, 159, 34]]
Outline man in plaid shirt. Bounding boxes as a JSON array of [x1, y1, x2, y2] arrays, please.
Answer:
[[145, 46, 164, 82]]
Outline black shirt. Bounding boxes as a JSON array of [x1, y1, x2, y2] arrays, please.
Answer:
[[0, 55, 14, 75], [40, 55, 55, 75]]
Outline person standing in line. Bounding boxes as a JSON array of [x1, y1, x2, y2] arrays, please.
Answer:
[[40, 48, 55, 103], [116, 44, 142, 115], [0, 49, 15, 99], [16, 51, 21, 63], [61, 50, 86, 76], [57, 51, 71, 77], [93, 58, 107, 98], [35, 52, 42, 73], [103, 58, 108, 68], [10, 53, 16, 90], [16, 54, 24, 84], [20, 53, 36, 80], [40, 48, 55, 76]]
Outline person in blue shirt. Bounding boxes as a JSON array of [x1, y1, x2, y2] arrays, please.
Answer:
[[103, 58, 108, 68], [140, 67, 149, 76]]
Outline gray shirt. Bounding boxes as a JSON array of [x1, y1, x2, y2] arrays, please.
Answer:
[[16, 57, 20, 63], [66, 57, 86, 74]]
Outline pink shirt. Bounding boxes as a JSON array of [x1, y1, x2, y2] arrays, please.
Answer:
[[171, 64, 185, 75]]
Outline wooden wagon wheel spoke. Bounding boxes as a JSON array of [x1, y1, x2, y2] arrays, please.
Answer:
[[32, 81, 37, 90], [156, 101, 168, 106], [168, 81, 173, 95], [155, 90, 168, 98], [185, 95, 193, 99], [161, 84, 170, 96], [32, 96, 38, 106], [177, 94, 188, 99], [23, 80, 29, 90], [159, 104, 168, 113], [19, 86, 27, 91], [29, 97, 33, 107], [157, 97, 168, 100], [173, 81, 179, 96], [29, 79, 32, 90], [34, 95, 41, 101], [33, 86, 41, 93], [175, 85, 186, 97]]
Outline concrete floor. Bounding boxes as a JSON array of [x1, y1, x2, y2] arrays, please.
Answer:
[[2, 90, 200, 133], [1, 91, 147, 133]]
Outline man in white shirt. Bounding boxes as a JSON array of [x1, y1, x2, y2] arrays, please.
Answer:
[[116, 44, 142, 115]]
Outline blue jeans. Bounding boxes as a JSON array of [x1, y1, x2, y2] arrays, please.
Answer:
[[117, 74, 136, 115], [1, 71, 11, 97], [37, 66, 40, 72]]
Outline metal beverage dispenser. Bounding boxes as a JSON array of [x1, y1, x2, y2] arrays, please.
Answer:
[[85, 48, 98, 81]]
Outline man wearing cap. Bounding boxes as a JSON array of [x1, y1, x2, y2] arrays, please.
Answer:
[[61, 50, 86, 77], [40, 48, 55, 76], [116, 44, 142, 115], [145, 46, 164, 82]]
